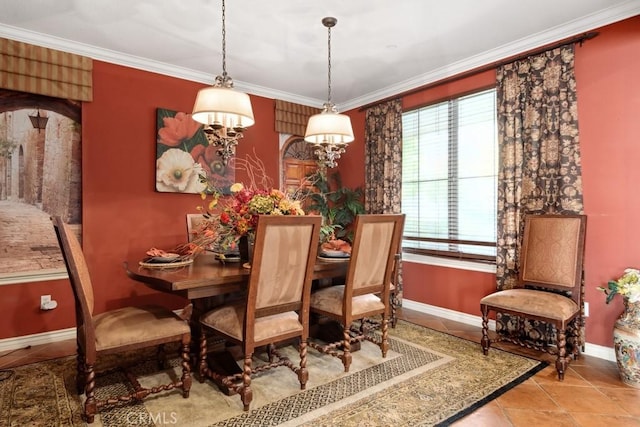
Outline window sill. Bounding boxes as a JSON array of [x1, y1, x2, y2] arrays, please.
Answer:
[[402, 253, 496, 274]]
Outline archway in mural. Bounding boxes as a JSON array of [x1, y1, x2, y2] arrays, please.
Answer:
[[0, 89, 82, 281], [281, 136, 318, 194]]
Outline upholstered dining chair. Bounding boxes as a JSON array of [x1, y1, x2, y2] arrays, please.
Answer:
[[198, 215, 321, 411], [52, 216, 192, 424], [308, 214, 405, 372], [480, 214, 587, 380]]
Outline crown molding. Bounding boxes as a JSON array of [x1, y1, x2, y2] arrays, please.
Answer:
[[1, 2, 638, 111], [339, 2, 640, 111]]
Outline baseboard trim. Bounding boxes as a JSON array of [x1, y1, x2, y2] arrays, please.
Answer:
[[0, 327, 76, 353], [1, 304, 616, 362], [0, 309, 186, 354], [402, 299, 616, 362]]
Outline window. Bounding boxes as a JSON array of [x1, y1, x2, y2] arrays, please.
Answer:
[[401, 88, 498, 262]]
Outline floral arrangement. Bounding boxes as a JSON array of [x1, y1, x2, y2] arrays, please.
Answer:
[[186, 154, 307, 256], [212, 182, 305, 251], [598, 268, 640, 304]]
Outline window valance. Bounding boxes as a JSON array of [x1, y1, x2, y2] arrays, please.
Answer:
[[274, 99, 319, 137], [0, 37, 93, 101]]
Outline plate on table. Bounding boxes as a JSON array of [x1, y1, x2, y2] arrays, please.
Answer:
[[139, 258, 193, 269], [319, 249, 350, 259]]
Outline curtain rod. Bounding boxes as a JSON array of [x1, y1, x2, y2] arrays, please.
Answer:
[[358, 31, 599, 112]]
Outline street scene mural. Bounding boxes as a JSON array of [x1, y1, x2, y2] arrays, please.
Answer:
[[0, 89, 82, 281]]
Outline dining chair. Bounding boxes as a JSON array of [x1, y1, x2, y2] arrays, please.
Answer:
[[308, 214, 405, 372], [389, 252, 402, 328], [198, 215, 321, 411], [52, 216, 192, 423], [480, 214, 587, 380], [186, 213, 206, 242]]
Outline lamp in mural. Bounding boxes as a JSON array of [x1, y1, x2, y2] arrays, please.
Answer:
[[304, 17, 354, 170], [191, 0, 254, 166], [29, 109, 49, 133]]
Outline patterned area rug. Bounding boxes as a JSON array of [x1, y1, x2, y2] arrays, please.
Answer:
[[0, 321, 546, 426]]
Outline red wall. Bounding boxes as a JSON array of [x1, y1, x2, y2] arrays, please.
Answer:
[[0, 62, 283, 339], [366, 16, 640, 348], [576, 16, 640, 346], [1, 16, 638, 349]]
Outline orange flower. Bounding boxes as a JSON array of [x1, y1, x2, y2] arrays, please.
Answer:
[[157, 112, 201, 147]]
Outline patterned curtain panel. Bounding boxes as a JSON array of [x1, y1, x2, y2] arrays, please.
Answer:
[[364, 98, 403, 304], [274, 99, 320, 137], [0, 37, 93, 101], [495, 44, 584, 345]]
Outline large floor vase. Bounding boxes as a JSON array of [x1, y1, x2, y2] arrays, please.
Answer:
[[613, 299, 640, 388]]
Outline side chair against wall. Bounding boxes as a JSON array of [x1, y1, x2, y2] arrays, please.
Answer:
[[51, 216, 192, 424], [480, 214, 587, 380], [198, 215, 321, 411], [308, 214, 405, 372]]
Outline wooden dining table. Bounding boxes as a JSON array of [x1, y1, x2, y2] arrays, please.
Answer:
[[123, 252, 349, 301]]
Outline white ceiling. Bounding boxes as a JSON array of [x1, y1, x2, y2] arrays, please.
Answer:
[[0, 0, 638, 110]]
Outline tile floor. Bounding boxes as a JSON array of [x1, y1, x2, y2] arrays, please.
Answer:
[[1, 308, 639, 426]]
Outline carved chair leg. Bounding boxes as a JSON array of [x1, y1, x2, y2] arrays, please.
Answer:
[[341, 328, 352, 372], [267, 343, 277, 363], [198, 330, 208, 383], [567, 319, 581, 361], [181, 336, 192, 398], [481, 305, 490, 355], [75, 346, 85, 394], [298, 340, 308, 390], [380, 317, 389, 357], [390, 292, 398, 328], [156, 343, 167, 370], [240, 354, 253, 411], [555, 329, 568, 381], [84, 363, 97, 424]]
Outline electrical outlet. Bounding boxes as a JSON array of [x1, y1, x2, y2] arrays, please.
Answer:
[[40, 295, 51, 310], [584, 302, 589, 317]]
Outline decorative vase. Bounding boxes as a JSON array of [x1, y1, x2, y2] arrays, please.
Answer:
[[238, 235, 253, 263], [613, 299, 640, 388]]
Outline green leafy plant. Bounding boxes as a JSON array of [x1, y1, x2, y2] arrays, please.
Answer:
[[306, 171, 365, 243]]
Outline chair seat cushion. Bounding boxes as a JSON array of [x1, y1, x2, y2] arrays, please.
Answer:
[[200, 305, 302, 342], [310, 285, 385, 317], [93, 305, 190, 351], [480, 289, 579, 321]]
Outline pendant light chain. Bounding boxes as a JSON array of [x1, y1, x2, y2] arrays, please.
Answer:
[[304, 16, 354, 170], [221, 0, 227, 80], [327, 24, 332, 105], [191, 0, 255, 166]]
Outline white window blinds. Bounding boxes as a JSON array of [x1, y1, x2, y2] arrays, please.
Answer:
[[401, 88, 498, 261]]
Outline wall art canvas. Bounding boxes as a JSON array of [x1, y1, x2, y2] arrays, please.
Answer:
[[156, 108, 234, 194], [0, 89, 82, 284]]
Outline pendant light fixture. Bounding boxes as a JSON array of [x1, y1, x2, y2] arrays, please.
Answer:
[[304, 17, 354, 170], [192, 0, 254, 166]]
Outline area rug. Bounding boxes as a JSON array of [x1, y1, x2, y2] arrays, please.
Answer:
[[0, 321, 546, 426]]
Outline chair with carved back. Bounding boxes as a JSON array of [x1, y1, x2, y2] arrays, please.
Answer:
[[480, 214, 587, 380], [308, 214, 405, 372], [198, 215, 321, 411], [52, 216, 192, 423]]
